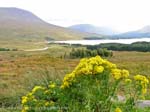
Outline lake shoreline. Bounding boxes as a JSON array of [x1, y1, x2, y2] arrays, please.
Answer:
[[48, 38, 150, 45]]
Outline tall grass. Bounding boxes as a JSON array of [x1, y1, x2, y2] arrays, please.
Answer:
[[1, 46, 150, 111]]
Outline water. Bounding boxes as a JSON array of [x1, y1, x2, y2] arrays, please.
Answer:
[[49, 38, 150, 45]]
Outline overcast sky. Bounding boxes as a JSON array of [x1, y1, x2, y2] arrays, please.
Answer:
[[0, 0, 150, 32]]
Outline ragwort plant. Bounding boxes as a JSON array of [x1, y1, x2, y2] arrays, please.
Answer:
[[21, 56, 149, 112]]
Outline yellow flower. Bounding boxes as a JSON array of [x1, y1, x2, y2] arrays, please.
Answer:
[[134, 75, 149, 84], [134, 75, 149, 94], [64, 81, 69, 87], [61, 81, 70, 89], [32, 86, 44, 93], [115, 107, 122, 112], [78, 67, 90, 75], [27, 92, 33, 97], [94, 65, 104, 74], [142, 88, 147, 94], [60, 56, 129, 89], [103, 60, 116, 69], [49, 83, 55, 88], [89, 57, 99, 65], [121, 69, 129, 78], [22, 96, 28, 104], [111, 69, 129, 80], [111, 69, 122, 80]]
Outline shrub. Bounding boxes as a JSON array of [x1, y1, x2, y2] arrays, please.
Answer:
[[0, 48, 10, 51], [86, 42, 150, 52], [69, 48, 112, 58], [21, 56, 149, 112]]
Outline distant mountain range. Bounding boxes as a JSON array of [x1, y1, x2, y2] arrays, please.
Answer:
[[0, 7, 103, 42], [113, 26, 150, 38], [69, 24, 150, 39], [1, 7, 150, 43], [69, 24, 119, 36]]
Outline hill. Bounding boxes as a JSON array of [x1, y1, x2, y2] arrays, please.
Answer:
[[69, 24, 119, 35], [113, 26, 150, 38], [0, 8, 103, 49]]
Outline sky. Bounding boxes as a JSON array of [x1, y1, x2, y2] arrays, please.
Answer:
[[0, 0, 150, 32]]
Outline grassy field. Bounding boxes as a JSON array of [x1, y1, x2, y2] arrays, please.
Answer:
[[0, 45, 150, 111], [0, 39, 47, 50]]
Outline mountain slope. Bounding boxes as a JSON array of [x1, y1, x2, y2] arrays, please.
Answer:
[[114, 26, 150, 38], [0, 7, 103, 42], [69, 24, 119, 35]]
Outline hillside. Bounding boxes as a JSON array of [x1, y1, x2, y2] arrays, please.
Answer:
[[0, 8, 103, 49], [113, 26, 150, 38], [69, 24, 119, 35]]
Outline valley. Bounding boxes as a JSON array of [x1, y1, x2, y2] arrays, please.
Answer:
[[0, 5, 150, 112]]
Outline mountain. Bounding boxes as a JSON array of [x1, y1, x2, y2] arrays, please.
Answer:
[[0, 7, 103, 42], [69, 24, 119, 35], [114, 26, 150, 38]]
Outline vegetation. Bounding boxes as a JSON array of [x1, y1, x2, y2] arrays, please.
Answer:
[[1, 6, 150, 112], [21, 56, 149, 112], [1, 45, 150, 112], [86, 42, 150, 52], [69, 48, 112, 58], [0, 48, 10, 51], [0, 48, 18, 51]]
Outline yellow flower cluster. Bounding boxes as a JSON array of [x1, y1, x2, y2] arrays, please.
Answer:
[[111, 69, 129, 80], [21, 94, 34, 112], [22, 86, 44, 105], [115, 107, 122, 112], [21, 56, 149, 112], [22, 96, 28, 104], [61, 56, 128, 89], [61, 73, 75, 89], [134, 75, 149, 94], [21, 90, 36, 105], [21, 84, 57, 111]]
